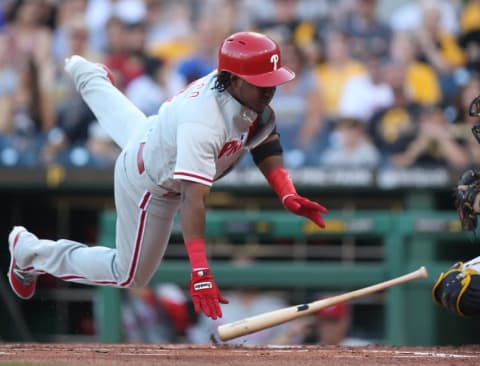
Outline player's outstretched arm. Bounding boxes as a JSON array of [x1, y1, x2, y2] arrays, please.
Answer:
[[254, 140, 327, 228], [180, 180, 228, 320]]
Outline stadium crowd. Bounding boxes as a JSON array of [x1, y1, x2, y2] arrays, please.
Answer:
[[0, 0, 479, 171]]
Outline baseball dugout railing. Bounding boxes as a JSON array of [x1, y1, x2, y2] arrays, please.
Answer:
[[96, 209, 478, 346]]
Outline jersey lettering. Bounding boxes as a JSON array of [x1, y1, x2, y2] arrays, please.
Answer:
[[218, 140, 242, 159], [189, 82, 205, 98], [270, 54, 279, 71], [165, 81, 205, 102]]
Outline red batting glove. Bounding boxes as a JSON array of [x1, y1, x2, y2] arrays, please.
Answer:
[[185, 238, 229, 320], [190, 268, 229, 320], [283, 194, 327, 228], [267, 167, 327, 228]]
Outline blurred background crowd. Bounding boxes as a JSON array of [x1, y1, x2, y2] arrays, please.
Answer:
[[119, 284, 371, 345], [1, 0, 480, 171]]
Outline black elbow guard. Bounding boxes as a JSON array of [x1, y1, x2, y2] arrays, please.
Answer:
[[251, 138, 283, 165]]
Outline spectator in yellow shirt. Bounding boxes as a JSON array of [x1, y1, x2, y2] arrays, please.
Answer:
[[458, 0, 480, 73], [461, 0, 480, 34], [389, 31, 442, 106], [415, 3, 466, 104], [315, 30, 366, 118]]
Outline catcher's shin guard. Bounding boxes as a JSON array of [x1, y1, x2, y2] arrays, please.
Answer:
[[432, 262, 480, 317]]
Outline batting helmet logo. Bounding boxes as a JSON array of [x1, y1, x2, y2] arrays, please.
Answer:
[[270, 54, 279, 71], [218, 32, 295, 87]]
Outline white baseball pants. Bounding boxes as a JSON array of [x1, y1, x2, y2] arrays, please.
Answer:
[[13, 56, 181, 288]]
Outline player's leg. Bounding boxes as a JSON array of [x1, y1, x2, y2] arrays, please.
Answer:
[[9, 150, 179, 289], [11, 229, 125, 286], [9, 153, 136, 286], [64, 55, 149, 149], [112, 195, 180, 287], [109, 153, 181, 287]]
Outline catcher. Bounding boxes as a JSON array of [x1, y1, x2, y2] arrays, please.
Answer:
[[432, 95, 480, 317]]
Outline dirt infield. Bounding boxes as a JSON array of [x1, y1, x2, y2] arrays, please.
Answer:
[[0, 344, 479, 366]]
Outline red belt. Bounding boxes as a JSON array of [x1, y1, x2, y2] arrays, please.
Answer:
[[137, 142, 145, 174]]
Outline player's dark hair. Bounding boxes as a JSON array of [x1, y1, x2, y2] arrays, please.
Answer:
[[213, 71, 232, 92]]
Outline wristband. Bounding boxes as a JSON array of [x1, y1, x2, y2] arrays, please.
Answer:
[[185, 238, 209, 271], [266, 167, 297, 204]]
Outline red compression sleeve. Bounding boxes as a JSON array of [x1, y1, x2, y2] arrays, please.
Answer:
[[185, 238, 209, 271], [266, 167, 297, 204]]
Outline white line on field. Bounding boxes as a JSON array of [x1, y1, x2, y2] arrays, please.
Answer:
[[367, 350, 475, 358]]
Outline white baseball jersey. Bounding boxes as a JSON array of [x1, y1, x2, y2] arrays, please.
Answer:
[[11, 56, 276, 290], [142, 70, 275, 192]]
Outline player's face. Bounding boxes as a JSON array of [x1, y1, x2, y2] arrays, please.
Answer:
[[229, 77, 276, 113]]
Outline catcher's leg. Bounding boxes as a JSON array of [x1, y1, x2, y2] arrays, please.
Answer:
[[432, 260, 480, 317], [64, 55, 149, 149]]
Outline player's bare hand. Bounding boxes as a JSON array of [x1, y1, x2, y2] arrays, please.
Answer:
[[283, 194, 328, 228], [190, 269, 229, 320]]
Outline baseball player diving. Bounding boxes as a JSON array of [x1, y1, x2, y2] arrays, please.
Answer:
[[432, 93, 480, 317], [7, 32, 328, 320]]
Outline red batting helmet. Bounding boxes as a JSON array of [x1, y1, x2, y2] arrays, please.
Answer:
[[218, 31, 295, 87]]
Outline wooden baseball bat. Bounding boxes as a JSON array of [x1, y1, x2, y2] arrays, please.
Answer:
[[217, 266, 428, 341]]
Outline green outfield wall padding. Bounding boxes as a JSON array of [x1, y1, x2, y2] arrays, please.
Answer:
[[96, 209, 475, 345]]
